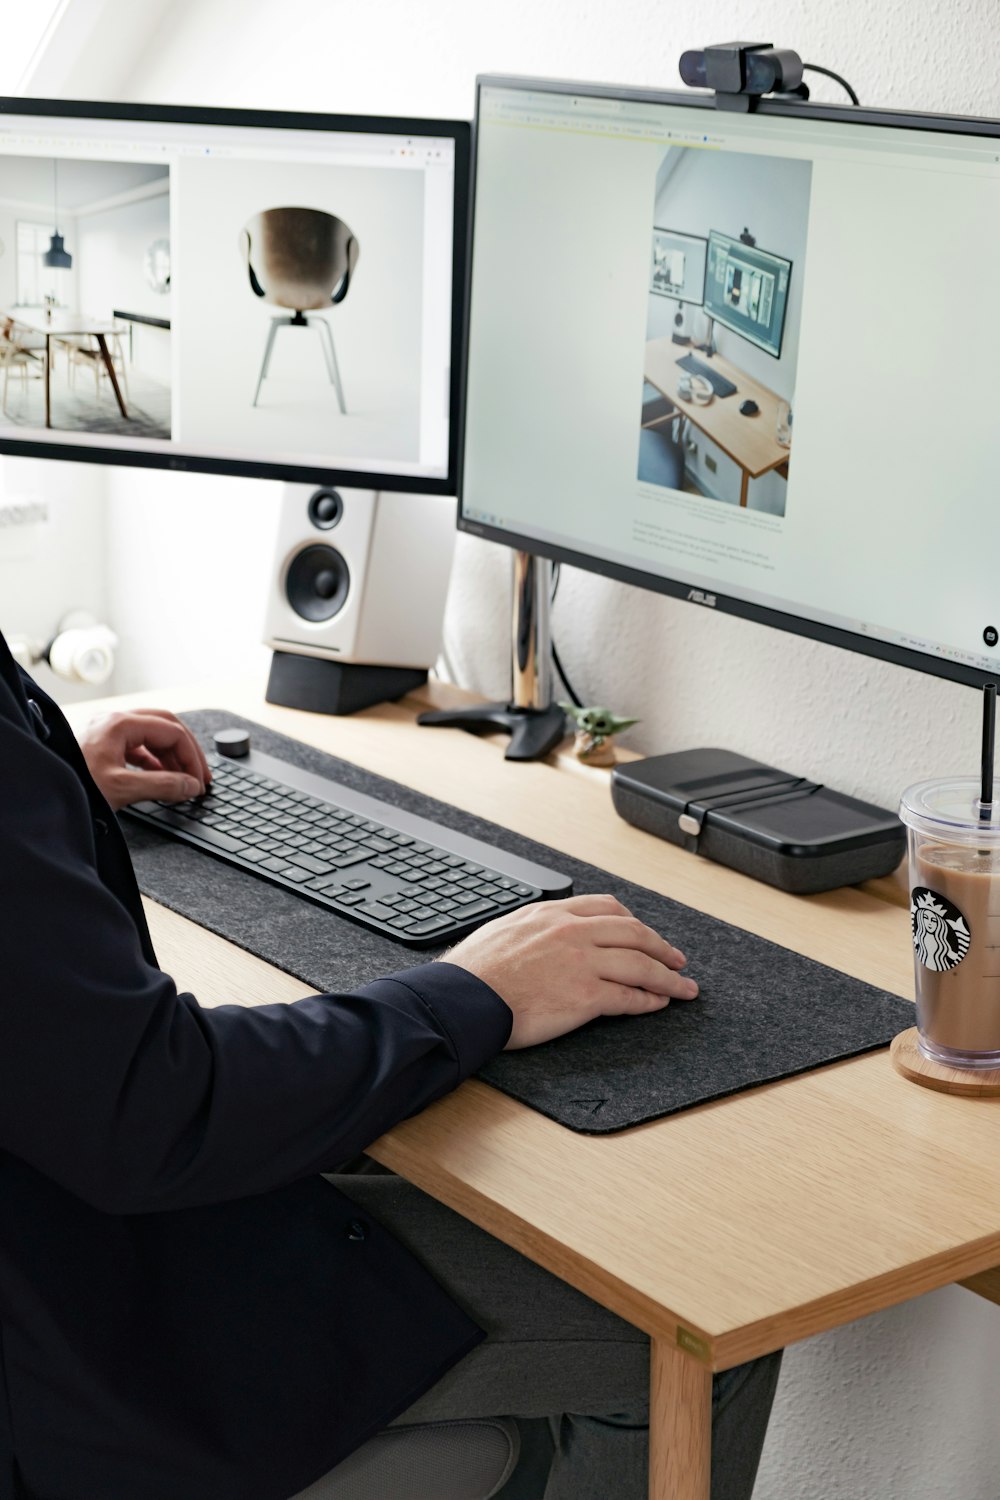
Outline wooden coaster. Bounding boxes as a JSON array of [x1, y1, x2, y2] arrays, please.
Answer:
[[890, 1027, 1000, 1097]]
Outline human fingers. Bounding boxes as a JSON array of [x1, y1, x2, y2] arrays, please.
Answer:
[[127, 744, 166, 772], [132, 710, 212, 783], [578, 912, 690, 971], [595, 947, 699, 1001], [99, 767, 205, 810], [122, 713, 209, 785], [558, 892, 633, 919]]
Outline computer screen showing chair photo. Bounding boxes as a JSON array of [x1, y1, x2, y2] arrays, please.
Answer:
[[0, 105, 462, 485], [462, 80, 1000, 687]]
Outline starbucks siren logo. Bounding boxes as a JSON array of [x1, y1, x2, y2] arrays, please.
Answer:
[[910, 888, 971, 972]]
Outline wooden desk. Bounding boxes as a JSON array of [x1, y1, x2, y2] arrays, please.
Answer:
[[64, 678, 1000, 1500], [644, 337, 789, 507], [5, 309, 129, 427]]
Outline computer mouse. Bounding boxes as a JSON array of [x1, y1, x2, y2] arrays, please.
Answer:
[[740, 399, 759, 417]]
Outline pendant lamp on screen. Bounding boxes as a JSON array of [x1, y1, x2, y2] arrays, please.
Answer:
[[41, 160, 72, 269]]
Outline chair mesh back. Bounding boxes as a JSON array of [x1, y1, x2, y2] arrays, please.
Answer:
[[292, 1418, 520, 1500]]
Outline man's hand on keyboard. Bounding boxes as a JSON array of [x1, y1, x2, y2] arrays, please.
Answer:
[[444, 893, 698, 1050], [79, 709, 212, 810]]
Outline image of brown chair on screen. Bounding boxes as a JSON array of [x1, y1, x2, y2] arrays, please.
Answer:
[[240, 207, 359, 411]]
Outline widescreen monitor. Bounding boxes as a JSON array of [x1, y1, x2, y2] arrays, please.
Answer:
[[703, 228, 791, 358], [460, 75, 1000, 692], [0, 98, 469, 493]]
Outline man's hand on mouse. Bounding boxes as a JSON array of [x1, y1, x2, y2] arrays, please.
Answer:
[[444, 893, 698, 1049], [79, 709, 212, 810]]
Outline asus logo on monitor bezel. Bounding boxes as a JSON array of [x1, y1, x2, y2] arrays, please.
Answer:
[[687, 589, 717, 607]]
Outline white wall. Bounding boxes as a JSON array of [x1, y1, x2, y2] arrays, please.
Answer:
[[76, 188, 170, 379], [0, 455, 108, 704], [33, 1, 1000, 1495]]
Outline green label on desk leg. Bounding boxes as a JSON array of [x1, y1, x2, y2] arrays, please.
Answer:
[[676, 1326, 711, 1363]]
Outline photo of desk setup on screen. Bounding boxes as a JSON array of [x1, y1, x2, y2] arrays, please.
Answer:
[[640, 148, 806, 514]]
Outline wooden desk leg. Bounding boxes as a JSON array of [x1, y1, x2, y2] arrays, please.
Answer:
[[739, 469, 749, 507], [96, 335, 129, 419], [649, 1337, 712, 1500], [44, 337, 51, 429]]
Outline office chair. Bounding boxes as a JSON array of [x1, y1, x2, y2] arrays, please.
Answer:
[[292, 1417, 521, 1499], [240, 207, 359, 411]]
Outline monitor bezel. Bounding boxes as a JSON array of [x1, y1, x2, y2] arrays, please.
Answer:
[[703, 227, 792, 359], [460, 73, 1000, 693], [0, 95, 471, 496]]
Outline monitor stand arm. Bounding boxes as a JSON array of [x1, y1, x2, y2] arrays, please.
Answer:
[[417, 550, 567, 762]]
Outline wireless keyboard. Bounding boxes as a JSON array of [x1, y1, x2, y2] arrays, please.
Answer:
[[675, 353, 738, 398], [126, 746, 573, 948]]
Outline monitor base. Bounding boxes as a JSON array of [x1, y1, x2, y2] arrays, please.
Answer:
[[417, 702, 567, 762], [266, 650, 427, 716]]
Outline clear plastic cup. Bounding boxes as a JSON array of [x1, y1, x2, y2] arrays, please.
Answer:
[[899, 779, 1000, 1068]]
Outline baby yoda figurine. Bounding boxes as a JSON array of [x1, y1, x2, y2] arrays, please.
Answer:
[[559, 703, 639, 767]]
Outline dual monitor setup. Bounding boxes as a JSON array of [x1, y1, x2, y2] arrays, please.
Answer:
[[1, 71, 998, 842], [651, 226, 791, 362]]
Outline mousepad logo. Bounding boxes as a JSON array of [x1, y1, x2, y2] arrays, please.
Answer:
[[910, 888, 971, 971]]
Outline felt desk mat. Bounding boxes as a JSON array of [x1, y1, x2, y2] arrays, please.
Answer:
[[120, 710, 914, 1134]]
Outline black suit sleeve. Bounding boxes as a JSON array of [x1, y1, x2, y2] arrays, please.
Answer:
[[0, 709, 512, 1214]]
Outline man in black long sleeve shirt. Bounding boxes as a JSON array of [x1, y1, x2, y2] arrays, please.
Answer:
[[0, 630, 780, 1499]]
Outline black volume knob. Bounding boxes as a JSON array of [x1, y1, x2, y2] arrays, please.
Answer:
[[213, 728, 250, 759]]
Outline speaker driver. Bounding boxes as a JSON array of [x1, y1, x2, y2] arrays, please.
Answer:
[[308, 488, 343, 529], [286, 544, 351, 622]]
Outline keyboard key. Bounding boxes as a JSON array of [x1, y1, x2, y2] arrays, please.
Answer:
[[333, 891, 366, 906], [407, 916, 454, 936], [286, 852, 334, 875], [328, 850, 370, 868], [446, 899, 498, 922], [388, 912, 417, 928], [354, 901, 397, 922], [343, 878, 370, 890]]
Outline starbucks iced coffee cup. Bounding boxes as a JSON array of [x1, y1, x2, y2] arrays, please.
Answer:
[[899, 779, 1000, 1068]]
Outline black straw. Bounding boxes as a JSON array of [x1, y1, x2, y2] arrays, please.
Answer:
[[981, 683, 996, 819]]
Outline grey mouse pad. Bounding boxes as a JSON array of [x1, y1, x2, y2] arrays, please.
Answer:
[[120, 710, 914, 1134]]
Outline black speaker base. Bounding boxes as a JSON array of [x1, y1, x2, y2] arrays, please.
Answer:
[[266, 651, 428, 716], [417, 702, 567, 762]]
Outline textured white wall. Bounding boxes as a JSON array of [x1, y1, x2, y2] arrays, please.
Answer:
[[40, 1, 1000, 1494], [0, 456, 108, 704]]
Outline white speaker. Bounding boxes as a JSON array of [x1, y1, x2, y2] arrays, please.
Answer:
[[263, 484, 456, 714]]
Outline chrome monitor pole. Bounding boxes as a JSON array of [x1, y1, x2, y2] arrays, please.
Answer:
[[417, 550, 567, 762]]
